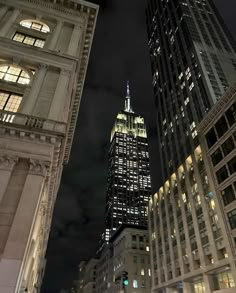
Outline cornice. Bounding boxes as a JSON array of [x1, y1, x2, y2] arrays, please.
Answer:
[[63, 1, 99, 163], [197, 82, 236, 135]]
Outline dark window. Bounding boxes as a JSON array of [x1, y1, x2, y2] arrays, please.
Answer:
[[228, 209, 236, 229], [226, 102, 236, 126], [221, 185, 235, 206], [215, 116, 228, 138], [211, 148, 223, 166], [216, 166, 229, 184], [206, 127, 217, 148], [222, 136, 235, 156], [228, 156, 236, 175]]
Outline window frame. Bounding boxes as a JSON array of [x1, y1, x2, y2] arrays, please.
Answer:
[[0, 64, 32, 85], [19, 19, 50, 33], [12, 31, 45, 48]]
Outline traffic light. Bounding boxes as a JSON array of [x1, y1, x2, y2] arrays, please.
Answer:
[[122, 271, 129, 287]]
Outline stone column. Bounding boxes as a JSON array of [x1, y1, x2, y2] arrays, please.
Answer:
[[0, 6, 8, 20], [183, 282, 193, 293], [48, 69, 70, 121], [0, 159, 49, 293], [47, 20, 63, 50], [203, 273, 215, 292], [21, 64, 48, 115], [0, 155, 18, 203], [0, 8, 20, 37], [67, 24, 82, 56]]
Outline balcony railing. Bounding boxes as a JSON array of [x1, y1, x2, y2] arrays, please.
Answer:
[[0, 110, 67, 135]]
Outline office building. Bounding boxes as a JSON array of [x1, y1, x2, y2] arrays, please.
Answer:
[[96, 225, 151, 293], [77, 258, 98, 293], [148, 84, 236, 293], [104, 83, 152, 241], [0, 0, 98, 292], [146, 0, 236, 181]]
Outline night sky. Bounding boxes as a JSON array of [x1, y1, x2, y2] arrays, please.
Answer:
[[41, 1, 236, 292]]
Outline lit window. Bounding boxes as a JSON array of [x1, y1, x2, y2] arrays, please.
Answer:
[[13, 32, 45, 48], [146, 246, 149, 252], [20, 20, 50, 33], [141, 269, 145, 276], [0, 65, 30, 84], [0, 91, 22, 122], [217, 271, 235, 289], [133, 280, 138, 288], [0, 91, 22, 112]]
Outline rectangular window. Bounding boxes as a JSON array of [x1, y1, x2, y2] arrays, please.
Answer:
[[228, 209, 236, 229], [217, 271, 235, 289], [13, 32, 45, 48], [226, 102, 236, 126], [211, 148, 223, 166], [206, 127, 217, 148], [215, 116, 229, 138], [228, 156, 236, 175], [0, 91, 22, 112], [216, 166, 229, 184], [221, 185, 235, 206], [222, 136, 235, 156]]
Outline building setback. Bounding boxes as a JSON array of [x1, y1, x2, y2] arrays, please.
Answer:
[[0, 1, 98, 292], [146, 0, 236, 182], [103, 83, 152, 242]]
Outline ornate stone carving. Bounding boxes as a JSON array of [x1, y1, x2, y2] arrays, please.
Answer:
[[29, 159, 50, 176], [0, 155, 18, 170]]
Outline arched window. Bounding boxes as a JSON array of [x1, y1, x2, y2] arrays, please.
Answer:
[[20, 20, 50, 33], [0, 65, 31, 85]]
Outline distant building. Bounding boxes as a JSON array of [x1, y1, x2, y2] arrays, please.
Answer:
[[96, 225, 151, 293], [103, 82, 152, 242], [0, 0, 98, 292], [148, 84, 236, 292], [78, 259, 98, 293]]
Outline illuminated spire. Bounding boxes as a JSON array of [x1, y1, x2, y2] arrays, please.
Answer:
[[124, 81, 133, 113]]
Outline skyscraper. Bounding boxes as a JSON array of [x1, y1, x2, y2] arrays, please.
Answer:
[[0, 1, 98, 292], [146, 0, 236, 181], [104, 83, 151, 242]]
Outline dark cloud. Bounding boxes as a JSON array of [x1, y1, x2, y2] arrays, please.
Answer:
[[41, 1, 236, 292]]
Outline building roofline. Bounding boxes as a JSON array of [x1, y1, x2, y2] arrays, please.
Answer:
[[197, 82, 236, 134], [109, 224, 147, 242]]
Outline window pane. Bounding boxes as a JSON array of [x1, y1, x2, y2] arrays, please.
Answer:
[[34, 39, 45, 48], [211, 148, 223, 166], [216, 166, 228, 184], [228, 156, 236, 175], [228, 209, 236, 229], [215, 116, 228, 138], [222, 185, 235, 206], [20, 20, 50, 33], [0, 92, 9, 109], [226, 102, 236, 126], [206, 127, 217, 148], [222, 136, 235, 156], [4, 94, 22, 112], [13, 33, 24, 42], [0, 65, 30, 85], [23, 36, 35, 45]]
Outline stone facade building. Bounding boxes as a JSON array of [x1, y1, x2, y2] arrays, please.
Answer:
[[148, 84, 236, 293], [0, 0, 98, 292], [96, 225, 151, 293]]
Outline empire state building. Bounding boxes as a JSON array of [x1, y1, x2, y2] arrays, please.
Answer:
[[104, 83, 152, 242]]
